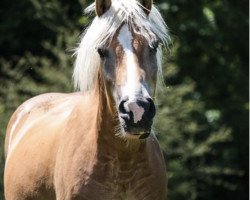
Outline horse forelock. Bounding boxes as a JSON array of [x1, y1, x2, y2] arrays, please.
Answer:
[[73, 0, 170, 92]]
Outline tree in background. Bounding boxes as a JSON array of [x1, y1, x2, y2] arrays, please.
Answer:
[[0, 0, 248, 199], [157, 1, 248, 199]]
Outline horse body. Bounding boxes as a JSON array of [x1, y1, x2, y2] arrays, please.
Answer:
[[4, 0, 170, 199], [5, 85, 166, 199]]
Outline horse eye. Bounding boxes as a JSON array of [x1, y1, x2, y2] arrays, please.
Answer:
[[149, 40, 160, 52], [97, 48, 108, 59]]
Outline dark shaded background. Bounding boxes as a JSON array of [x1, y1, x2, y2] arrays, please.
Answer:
[[0, 0, 248, 199]]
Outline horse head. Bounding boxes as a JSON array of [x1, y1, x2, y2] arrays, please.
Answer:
[[74, 0, 169, 140]]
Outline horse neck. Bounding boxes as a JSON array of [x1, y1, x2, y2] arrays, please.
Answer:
[[93, 71, 147, 157]]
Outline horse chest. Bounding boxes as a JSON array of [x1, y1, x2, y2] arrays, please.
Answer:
[[65, 153, 159, 200]]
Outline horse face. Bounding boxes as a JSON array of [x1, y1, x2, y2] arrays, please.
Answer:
[[97, 24, 159, 139]]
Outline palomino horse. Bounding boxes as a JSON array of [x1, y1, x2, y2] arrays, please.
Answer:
[[4, 0, 170, 199]]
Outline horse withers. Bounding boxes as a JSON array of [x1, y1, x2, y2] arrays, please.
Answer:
[[4, 0, 170, 199]]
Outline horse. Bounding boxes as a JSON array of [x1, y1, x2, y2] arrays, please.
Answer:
[[4, 0, 170, 199]]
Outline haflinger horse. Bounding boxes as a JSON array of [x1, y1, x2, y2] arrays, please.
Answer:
[[4, 0, 170, 199]]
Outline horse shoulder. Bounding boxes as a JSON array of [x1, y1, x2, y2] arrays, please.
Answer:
[[4, 92, 87, 199], [5, 93, 72, 157]]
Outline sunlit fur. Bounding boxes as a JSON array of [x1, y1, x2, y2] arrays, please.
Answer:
[[73, 0, 170, 92]]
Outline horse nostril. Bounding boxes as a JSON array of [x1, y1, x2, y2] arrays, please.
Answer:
[[118, 97, 128, 114], [146, 98, 156, 119], [136, 98, 155, 112], [118, 96, 130, 120], [118, 100, 126, 113], [134, 97, 156, 120]]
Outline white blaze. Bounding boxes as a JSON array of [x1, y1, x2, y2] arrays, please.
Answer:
[[117, 25, 145, 123]]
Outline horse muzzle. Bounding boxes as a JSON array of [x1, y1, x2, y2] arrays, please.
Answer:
[[118, 96, 156, 139]]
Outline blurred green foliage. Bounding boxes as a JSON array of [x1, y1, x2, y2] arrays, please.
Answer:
[[0, 0, 248, 199]]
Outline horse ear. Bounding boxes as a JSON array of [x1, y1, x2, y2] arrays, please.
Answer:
[[95, 0, 112, 17], [138, 0, 153, 15]]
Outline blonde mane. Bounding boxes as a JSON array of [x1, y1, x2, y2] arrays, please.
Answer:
[[73, 0, 170, 92]]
